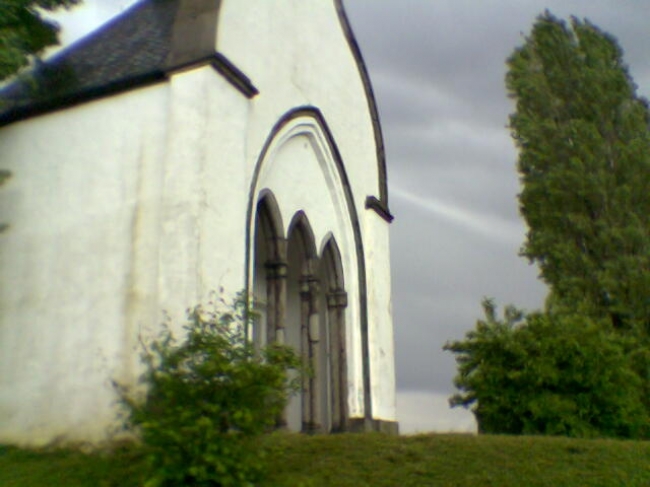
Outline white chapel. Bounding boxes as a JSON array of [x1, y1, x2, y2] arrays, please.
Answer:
[[0, 0, 397, 445]]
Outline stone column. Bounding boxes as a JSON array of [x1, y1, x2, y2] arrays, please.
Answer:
[[265, 240, 287, 428], [308, 277, 322, 433], [299, 278, 312, 432], [264, 238, 287, 345], [327, 289, 348, 432]]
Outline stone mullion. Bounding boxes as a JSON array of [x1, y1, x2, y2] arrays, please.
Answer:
[[265, 238, 287, 345], [265, 261, 287, 344], [274, 262, 287, 344], [327, 289, 348, 432], [308, 277, 322, 433], [265, 238, 287, 428], [265, 264, 277, 344], [299, 278, 312, 432]]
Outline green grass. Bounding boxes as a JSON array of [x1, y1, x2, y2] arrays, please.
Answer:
[[1, 433, 649, 486], [0, 442, 146, 487]]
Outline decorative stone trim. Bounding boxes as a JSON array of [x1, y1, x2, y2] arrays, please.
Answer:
[[246, 106, 374, 423], [327, 289, 348, 309], [334, 0, 392, 217], [209, 53, 259, 99], [347, 417, 399, 435], [365, 196, 394, 223]]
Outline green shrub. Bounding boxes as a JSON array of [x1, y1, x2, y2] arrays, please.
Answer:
[[444, 300, 649, 438], [118, 294, 302, 487]]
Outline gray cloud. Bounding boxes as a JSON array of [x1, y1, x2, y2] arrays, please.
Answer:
[[389, 194, 546, 392], [347, 0, 650, 430]]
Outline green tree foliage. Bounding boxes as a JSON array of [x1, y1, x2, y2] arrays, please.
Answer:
[[0, 0, 80, 81], [507, 12, 650, 330], [117, 295, 303, 487], [444, 300, 649, 438], [446, 13, 650, 438]]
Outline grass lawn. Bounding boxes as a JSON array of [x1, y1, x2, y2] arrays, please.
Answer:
[[1, 433, 649, 486], [0, 442, 145, 487]]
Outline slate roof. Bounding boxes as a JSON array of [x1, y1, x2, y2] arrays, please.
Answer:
[[0, 0, 185, 125], [0, 0, 390, 218]]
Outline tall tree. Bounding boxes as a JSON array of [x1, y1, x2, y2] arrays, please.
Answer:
[[446, 13, 650, 438], [0, 0, 80, 81], [507, 12, 650, 331]]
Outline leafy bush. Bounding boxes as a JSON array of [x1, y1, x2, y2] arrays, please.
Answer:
[[118, 294, 302, 487], [444, 299, 649, 438]]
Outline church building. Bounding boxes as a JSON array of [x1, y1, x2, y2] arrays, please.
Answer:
[[0, 0, 397, 445]]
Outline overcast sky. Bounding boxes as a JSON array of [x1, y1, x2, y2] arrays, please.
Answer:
[[51, 0, 650, 434]]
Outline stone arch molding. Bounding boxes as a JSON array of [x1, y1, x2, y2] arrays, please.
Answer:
[[246, 107, 369, 432]]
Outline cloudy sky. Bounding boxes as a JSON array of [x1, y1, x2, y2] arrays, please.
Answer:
[[51, 0, 650, 434]]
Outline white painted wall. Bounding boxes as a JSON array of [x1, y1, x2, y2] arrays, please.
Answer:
[[0, 84, 171, 444], [0, 68, 254, 444], [218, 0, 381, 213], [0, 0, 396, 444], [365, 215, 397, 421]]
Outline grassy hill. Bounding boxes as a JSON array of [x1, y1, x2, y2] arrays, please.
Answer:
[[2, 433, 649, 486]]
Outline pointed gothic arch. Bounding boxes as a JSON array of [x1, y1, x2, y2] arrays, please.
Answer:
[[245, 107, 383, 432], [320, 236, 348, 432], [285, 212, 319, 431], [282, 217, 350, 433], [252, 192, 286, 349]]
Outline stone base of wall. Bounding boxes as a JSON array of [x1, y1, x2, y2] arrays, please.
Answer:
[[347, 417, 399, 435]]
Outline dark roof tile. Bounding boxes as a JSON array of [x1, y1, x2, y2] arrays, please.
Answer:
[[0, 0, 186, 124]]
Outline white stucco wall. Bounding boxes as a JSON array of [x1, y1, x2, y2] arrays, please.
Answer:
[[155, 67, 251, 320], [0, 84, 171, 443], [0, 0, 396, 444], [364, 215, 396, 421], [0, 66, 255, 444], [217, 0, 381, 212]]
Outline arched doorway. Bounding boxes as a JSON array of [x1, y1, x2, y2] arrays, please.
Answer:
[[253, 203, 349, 433], [284, 218, 349, 433], [252, 193, 285, 350], [247, 109, 365, 432], [286, 212, 318, 432], [320, 237, 348, 432]]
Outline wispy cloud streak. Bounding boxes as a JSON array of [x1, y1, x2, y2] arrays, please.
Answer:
[[391, 185, 524, 245]]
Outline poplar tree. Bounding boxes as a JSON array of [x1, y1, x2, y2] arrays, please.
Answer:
[[507, 12, 650, 332], [0, 0, 80, 81], [446, 13, 650, 438]]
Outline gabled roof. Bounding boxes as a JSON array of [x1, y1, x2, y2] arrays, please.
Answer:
[[0, 0, 226, 125], [0, 0, 390, 220]]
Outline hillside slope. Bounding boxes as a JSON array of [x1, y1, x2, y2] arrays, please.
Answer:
[[2, 433, 649, 486]]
